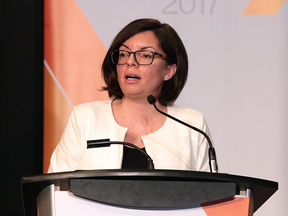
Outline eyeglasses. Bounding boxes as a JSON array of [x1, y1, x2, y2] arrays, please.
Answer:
[[111, 50, 169, 65]]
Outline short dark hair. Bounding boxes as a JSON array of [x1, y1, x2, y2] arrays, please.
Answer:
[[102, 18, 188, 105]]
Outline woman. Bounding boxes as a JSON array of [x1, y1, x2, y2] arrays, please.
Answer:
[[48, 18, 214, 173]]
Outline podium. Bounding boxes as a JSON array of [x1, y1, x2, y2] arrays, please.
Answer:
[[21, 170, 278, 216]]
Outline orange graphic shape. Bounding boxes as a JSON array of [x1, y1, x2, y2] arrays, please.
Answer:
[[44, 0, 108, 106], [44, 0, 109, 172], [201, 197, 250, 216], [43, 65, 73, 173], [243, 0, 286, 15]]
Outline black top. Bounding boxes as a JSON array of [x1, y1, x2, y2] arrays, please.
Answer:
[[121, 146, 148, 169]]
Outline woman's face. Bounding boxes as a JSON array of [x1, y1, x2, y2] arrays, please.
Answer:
[[116, 31, 176, 101]]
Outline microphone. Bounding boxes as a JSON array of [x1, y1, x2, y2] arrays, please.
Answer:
[[87, 139, 155, 169], [147, 95, 218, 173]]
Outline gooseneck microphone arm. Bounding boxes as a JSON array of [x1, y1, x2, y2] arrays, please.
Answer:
[[147, 95, 218, 173], [87, 139, 155, 169]]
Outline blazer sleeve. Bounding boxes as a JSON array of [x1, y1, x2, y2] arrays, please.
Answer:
[[48, 107, 82, 173]]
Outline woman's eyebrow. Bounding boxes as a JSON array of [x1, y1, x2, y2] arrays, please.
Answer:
[[119, 44, 156, 51], [140, 46, 156, 50], [119, 44, 129, 49]]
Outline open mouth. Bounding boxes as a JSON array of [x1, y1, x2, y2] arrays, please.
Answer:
[[126, 75, 140, 80]]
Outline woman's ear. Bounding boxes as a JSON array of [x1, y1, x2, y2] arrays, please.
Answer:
[[164, 64, 177, 81]]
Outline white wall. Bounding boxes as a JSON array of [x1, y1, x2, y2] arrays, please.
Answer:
[[76, 1, 288, 215]]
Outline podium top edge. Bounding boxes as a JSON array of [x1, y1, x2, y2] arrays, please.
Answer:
[[21, 169, 278, 189]]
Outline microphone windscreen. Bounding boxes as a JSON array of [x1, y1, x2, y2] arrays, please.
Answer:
[[147, 95, 156, 105]]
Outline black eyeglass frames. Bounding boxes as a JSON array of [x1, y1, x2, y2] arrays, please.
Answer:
[[111, 50, 169, 65]]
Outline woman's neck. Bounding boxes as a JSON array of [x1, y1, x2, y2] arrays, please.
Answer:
[[112, 97, 167, 136], [116, 96, 166, 114]]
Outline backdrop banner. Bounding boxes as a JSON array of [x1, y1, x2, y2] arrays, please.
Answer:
[[44, 1, 288, 216]]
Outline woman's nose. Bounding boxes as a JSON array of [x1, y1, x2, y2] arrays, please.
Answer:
[[126, 53, 138, 67]]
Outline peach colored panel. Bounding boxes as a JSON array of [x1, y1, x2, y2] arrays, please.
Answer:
[[44, 0, 110, 173], [201, 197, 250, 216], [243, 0, 286, 15], [43, 65, 73, 173], [44, 0, 109, 106]]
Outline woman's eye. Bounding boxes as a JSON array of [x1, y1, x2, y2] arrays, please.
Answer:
[[119, 52, 128, 57], [142, 52, 152, 58]]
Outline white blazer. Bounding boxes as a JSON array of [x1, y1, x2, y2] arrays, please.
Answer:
[[48, 99, 213, 173]]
